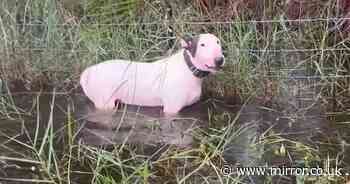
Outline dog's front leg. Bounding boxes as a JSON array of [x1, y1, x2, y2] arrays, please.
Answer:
[[161, 89, 187, 118], [162, 105, 182, 118]]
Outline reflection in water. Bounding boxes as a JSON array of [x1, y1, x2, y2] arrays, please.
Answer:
[[75, 97, 210, 147], [78, 110, 200, 147]]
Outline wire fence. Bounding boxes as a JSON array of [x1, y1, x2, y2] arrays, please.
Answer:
[[12, 17, 350, 26], [3, 47, 350, 53]]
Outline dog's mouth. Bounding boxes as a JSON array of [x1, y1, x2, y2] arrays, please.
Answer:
[[205, 64, 223, 71]]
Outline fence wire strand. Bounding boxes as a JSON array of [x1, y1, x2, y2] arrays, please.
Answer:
[[2, 47, 350, 53], [14, 17, 350, 27]]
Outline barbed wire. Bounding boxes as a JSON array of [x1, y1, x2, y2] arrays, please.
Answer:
[[2, 47, 349, 53], [14, 17, 350, 27]]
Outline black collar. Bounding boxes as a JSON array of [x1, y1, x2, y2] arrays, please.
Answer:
[[183, 50, 210, 78]]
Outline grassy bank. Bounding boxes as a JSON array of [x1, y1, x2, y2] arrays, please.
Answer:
[[0, 0, 350, 183]]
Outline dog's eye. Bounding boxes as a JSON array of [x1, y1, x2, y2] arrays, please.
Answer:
[[200, 43, 205, 47], [217, 40, 220, 44]]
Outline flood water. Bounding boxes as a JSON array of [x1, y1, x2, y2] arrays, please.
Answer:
[[0, 87, 349, 183]]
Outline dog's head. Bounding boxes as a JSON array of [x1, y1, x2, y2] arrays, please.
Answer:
[[181, 33, 225, 73]]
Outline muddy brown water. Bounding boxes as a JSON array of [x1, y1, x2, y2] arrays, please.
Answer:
[[0, 90, 349, 183]]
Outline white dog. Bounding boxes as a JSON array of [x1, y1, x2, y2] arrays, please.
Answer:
[[80, 33, 225, 116]]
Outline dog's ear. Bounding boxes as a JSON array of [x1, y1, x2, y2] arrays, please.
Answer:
[[180, 35, 193, 49], [180, 34, 199, 57]]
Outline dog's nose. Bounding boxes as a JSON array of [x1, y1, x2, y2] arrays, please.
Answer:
[[215, 57, 224, 67]]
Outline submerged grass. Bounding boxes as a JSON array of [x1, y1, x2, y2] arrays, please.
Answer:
[[0, 0, 349, 183]]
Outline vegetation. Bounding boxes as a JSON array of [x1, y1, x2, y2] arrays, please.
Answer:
[[0, 0, 349, 183]]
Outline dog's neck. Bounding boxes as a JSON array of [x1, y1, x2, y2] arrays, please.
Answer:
[[183, 50, 210, 78]]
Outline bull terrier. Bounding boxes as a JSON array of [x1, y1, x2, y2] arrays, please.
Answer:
[[80, 33, 225, 116]]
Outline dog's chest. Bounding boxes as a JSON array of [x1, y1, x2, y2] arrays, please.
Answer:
[[186, 85, 202, 106]]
